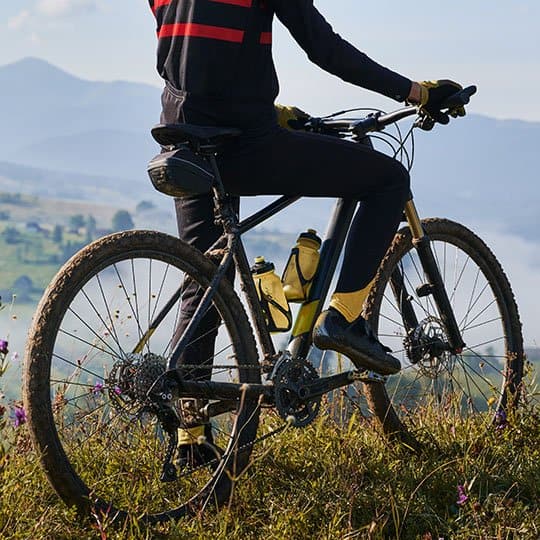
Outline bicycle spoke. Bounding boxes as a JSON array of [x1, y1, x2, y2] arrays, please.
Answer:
[[113, 263, 145, 341], [459, 298, 498, 333], [460, 265, 482, 331], [462, 316, 502, 334], [95, 274, 123, 353], [66, 305, 121, 359]]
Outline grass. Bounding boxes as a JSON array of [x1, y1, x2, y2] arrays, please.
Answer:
[[1, 374, 539, 540]]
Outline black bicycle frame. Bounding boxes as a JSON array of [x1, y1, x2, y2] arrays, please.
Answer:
[[135, 136, 466, 399]]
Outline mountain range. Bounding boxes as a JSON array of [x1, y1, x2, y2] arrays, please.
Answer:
[[0, 57, 538, 240]]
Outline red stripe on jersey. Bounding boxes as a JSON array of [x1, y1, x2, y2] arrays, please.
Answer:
[[158, 23, 245, 43], [260, 31, 272, 45], [211, 0, 253, 7], [152, 0, 172, 14]]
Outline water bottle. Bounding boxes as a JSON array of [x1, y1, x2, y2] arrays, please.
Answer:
[[282, 229, 322, 302], [251, 256, 292, 333]]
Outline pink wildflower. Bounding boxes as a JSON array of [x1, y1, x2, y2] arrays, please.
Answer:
[[456, 485, 468, 506]]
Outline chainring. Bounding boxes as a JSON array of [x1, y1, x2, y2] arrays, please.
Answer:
[[273, 357, 321, 427]]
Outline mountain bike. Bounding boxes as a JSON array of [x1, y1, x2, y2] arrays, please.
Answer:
[[23, 86, 524, 522]]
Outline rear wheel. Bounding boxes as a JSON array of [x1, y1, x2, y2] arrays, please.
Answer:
[[364, 219, 524, 440], [24, 231, 260, 522]]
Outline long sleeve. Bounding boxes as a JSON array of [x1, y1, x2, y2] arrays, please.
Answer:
[[271, 0, 412, 102]]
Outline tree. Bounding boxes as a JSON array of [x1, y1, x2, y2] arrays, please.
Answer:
[[112, 210, 134, 232], [2, 227, 21, 244], [69, 214, 85, 232], [136, 200, 156, 213], [52, 224, 63, 244], [86, 215, 97, 242], [12, 275, 34, 302]]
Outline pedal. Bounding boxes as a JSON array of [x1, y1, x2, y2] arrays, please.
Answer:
[[350, 370, 387, 384], [160, 462, 178, 483]]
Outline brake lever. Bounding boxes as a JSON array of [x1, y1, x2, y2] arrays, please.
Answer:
[[302, 117, 321, 133], [415, 113, 436, 131]]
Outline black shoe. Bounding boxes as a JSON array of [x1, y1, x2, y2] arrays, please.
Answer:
[[176, 424, 220, 470], [312, 308, 401, 375]]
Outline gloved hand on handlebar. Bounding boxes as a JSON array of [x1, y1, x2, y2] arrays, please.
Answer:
[[408, 80, 466, 124], [275, 104, 310, 130]]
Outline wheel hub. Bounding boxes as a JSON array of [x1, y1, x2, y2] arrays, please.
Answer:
[[109, 352, 167, 407], [405, 316, 455, 377]]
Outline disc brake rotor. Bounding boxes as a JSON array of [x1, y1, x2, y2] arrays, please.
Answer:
[[405, 316, 454, 377]]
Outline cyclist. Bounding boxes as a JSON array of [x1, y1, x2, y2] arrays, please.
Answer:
[[148, 0, 465, 464]]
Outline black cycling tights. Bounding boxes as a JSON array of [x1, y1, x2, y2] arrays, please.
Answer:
[[170, 123, 410, 377], [177, 124, 410, 291]]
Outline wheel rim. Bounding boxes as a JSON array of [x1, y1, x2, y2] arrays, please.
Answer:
[[44, 247, 256, 518], [370, 231, 520, 426]]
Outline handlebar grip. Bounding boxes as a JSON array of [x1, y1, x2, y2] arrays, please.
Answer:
[[441, 85, 477, 109]]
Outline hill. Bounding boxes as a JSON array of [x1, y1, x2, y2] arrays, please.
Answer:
[[0, 57, 161, 155]]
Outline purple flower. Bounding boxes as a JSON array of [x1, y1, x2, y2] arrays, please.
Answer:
[[456, 485, 468, 506], [0, 339, 8, 355], [13, 406, 27, 428], [92, 381, 104, 395], [113, 386, 122, 395], [495, 409, 508, 430]]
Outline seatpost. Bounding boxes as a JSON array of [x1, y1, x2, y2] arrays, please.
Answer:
[[205, 152, 238, 234]]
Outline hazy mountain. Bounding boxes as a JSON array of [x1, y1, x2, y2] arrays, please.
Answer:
[[0, 57, 538, 241], [9, 129, 157, 180], [0, 57, 161, 155]]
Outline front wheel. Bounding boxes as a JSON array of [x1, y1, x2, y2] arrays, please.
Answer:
[[364, 218, 524, 440], [24, 230, 261, 522]]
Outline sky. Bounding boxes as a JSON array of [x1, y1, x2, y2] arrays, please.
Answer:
[[1, 0, 539, 121]]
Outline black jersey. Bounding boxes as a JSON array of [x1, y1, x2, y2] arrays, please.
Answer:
[[149, 0, 411, 126]]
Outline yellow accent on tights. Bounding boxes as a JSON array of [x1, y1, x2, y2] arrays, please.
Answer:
[[177, 424, 206, 446], [329, 278, 376, 323]]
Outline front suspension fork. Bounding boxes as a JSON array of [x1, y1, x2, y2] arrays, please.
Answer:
[[401, 200, 466, 353]]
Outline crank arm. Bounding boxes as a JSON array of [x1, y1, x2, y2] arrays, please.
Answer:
[[302, 369, 386, 399]]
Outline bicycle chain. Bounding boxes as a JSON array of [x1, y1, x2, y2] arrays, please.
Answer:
[[111, 357, 384, 479], [175, 384, 373, 479], [175, 415, 289, 479]]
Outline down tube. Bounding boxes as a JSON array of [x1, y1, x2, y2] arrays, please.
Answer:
[[287, 198, 357, 359]]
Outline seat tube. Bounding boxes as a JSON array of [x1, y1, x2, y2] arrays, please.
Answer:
[[288, 198, 357, 359]]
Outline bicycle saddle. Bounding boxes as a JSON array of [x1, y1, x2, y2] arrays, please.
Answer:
[[151, 123, 242, 148]]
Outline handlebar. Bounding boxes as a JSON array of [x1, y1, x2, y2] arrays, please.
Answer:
[[441, 85, 477, 109], [310, 85, 477, 137]]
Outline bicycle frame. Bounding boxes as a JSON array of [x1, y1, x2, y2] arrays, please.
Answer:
[[137, 130, 466, 404]]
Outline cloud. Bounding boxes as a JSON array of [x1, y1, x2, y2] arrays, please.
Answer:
[[8, 10, 31, 29], [37, 0, 99, 17], [7, 1, 100, 33]]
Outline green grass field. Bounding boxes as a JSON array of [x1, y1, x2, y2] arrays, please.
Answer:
[[0, 394, 538, 540]]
